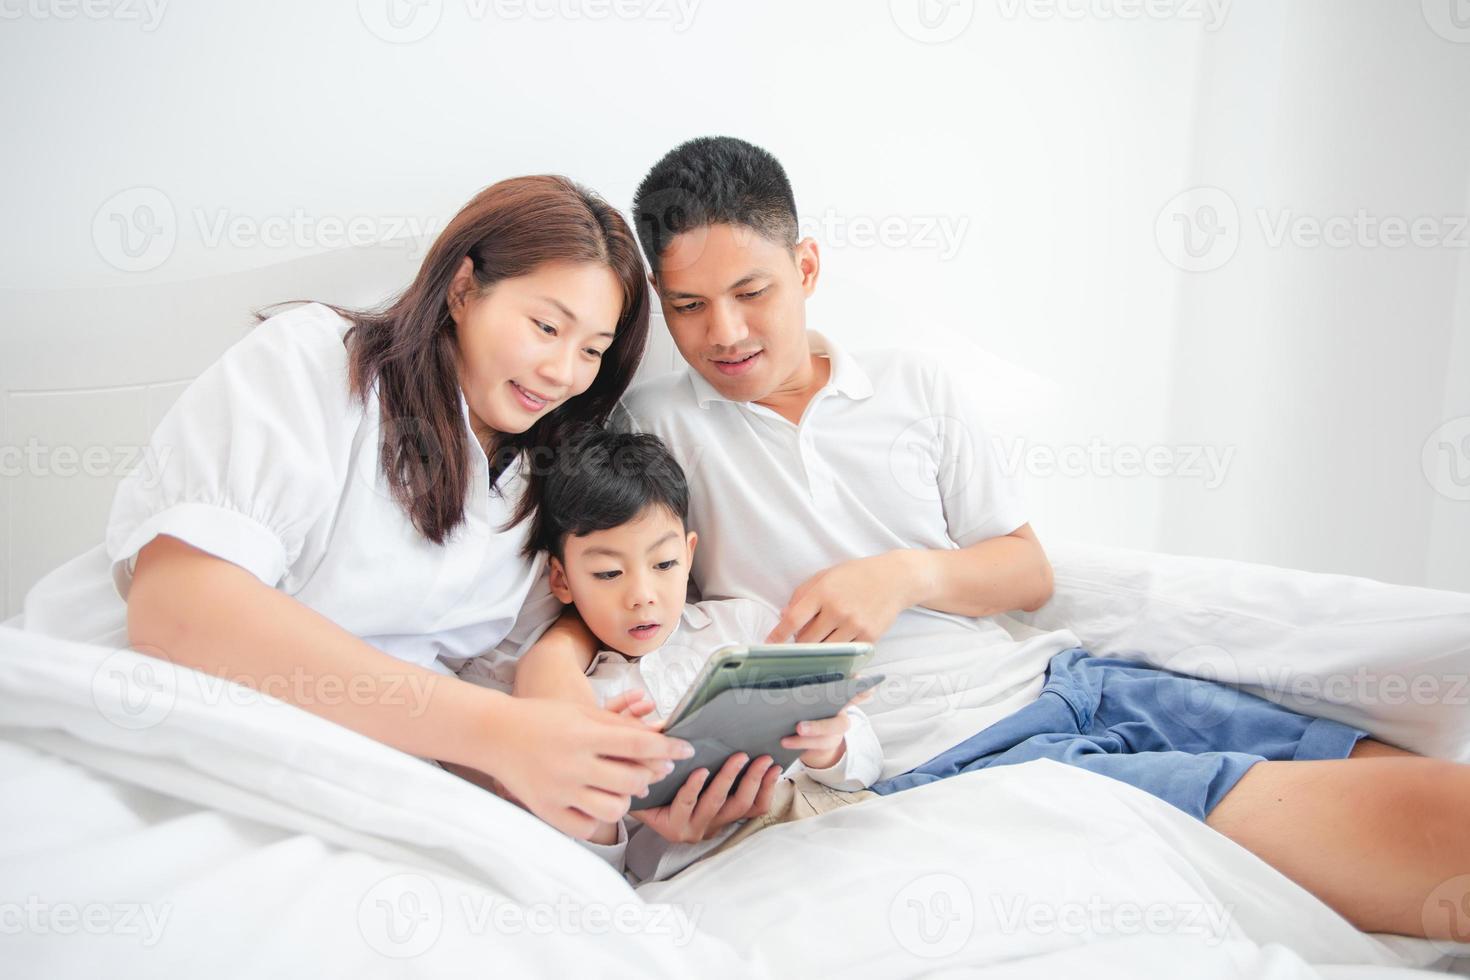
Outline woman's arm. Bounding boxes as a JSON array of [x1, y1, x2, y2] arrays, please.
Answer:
[[128, 535, 690, 839], [512, 612, 630, 845]]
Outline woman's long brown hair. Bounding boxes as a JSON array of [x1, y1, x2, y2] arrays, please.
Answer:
[[332, 175, 649, 544]]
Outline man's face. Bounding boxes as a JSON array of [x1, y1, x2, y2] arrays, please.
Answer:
[[653, 223, 820, 403], [548, 505, 698, 658]]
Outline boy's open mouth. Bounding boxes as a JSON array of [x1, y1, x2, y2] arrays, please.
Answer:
[[711, 350, 762, 376], [628, 622, 660, 640]]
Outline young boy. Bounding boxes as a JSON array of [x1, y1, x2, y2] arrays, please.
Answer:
[[514, 425, 881, 883]]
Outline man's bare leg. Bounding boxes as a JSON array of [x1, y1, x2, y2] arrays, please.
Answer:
[[1205, 738, 1470, 938]]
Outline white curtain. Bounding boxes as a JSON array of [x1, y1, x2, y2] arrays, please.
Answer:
[[1157, 2, 1470, 591]]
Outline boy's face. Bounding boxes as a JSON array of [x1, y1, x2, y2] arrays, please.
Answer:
[[548, 505, 698, 658], [653, 223, 820, 404]]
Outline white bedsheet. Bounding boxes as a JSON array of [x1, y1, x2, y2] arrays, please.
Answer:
[[1, 625, 1463, 978]]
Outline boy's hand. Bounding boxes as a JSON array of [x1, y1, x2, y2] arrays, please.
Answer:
[[630, 753, 780, 843], [604, 688, 659, 724], [780, 688, 875, 770], [766, 552, 918, 644]]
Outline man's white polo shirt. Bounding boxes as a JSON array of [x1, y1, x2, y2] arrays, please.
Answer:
[[621, 332, 1082, 779]]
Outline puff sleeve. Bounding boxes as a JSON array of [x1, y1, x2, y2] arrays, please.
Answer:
[[106, 304, 359, 597]]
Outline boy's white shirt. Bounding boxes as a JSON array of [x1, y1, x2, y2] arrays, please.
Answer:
[[577, 596, 883, 884]]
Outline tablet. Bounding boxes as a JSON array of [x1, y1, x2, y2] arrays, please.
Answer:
[[661, 642, 876, 728], [629, 642, 881, 812]]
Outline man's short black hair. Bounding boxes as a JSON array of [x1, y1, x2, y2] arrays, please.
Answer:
[[632, 136, 799, 277], [529, 425, 690, 561]]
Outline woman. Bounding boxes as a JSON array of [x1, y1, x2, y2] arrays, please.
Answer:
[[21, 175, 692, 839]]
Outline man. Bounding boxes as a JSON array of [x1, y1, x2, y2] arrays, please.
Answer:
[[614, 135, 1468, 938]]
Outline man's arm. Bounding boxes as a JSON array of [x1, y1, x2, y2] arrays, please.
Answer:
[[895, 522, 1054, 617]]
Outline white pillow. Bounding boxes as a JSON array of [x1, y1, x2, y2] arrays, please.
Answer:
[[1012, 539, 1470, 761]]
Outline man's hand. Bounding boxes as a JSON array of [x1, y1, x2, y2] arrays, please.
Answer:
[[779, 688, 875, 770], [766, 551, 920, 644], [630, 753, 781, 844]]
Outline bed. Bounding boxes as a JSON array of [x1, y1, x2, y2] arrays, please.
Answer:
[[4, 241, 1469, 978]]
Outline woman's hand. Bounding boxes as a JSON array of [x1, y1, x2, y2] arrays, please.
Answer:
[[585, 690, 660, 845], [780, 688, 875, 770], [630, 753, 781, 844], [479, 695, 695, 841]]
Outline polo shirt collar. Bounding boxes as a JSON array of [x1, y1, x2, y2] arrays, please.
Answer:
[[686, 330, 874, 409], [679, 601, 712, 630]]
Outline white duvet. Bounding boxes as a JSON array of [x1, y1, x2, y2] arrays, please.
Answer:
[[4, 539, 1469, 978]]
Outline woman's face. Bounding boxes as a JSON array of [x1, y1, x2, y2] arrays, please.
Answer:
[[450, 258, 625, 442]]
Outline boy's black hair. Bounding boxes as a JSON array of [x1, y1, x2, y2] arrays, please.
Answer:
[[631, 136, 799, 278], [528, 424, 690, 561]]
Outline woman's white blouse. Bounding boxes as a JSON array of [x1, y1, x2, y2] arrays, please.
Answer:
[[73, 301, 547, 673]]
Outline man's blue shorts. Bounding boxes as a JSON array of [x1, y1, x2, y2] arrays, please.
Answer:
[[871, 648, 1368, 820]]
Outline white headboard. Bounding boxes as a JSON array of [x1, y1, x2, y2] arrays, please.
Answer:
[[0, 243, 681, 618]]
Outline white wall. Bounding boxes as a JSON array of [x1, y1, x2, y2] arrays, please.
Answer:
[[1, 0, 1465, 593]]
